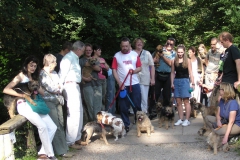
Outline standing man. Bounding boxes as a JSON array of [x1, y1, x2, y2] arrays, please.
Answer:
[[218, 32, 240, 87], [79, 43, 101, 122], [55, 41, 73, 73], [150, 38, 176, 119], [112, 37, 142, 132], [59, 41, 85, 149], [202, 38, 221, 105]]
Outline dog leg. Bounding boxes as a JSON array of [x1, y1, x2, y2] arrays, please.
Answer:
[[213, 142, 218, 155], [24, 95, 36, 106], [165, 120, 169, 130], [114, 132, 119, 141], [147, 127, 151, 136], [102, 129, 109, 145], [8, 102, 16, 118], [151, 125, 154, 133], [137, 126, 141, 137]]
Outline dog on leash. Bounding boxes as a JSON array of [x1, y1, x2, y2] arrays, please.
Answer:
[[82, 58, 98, 83], [190, 97, 218, 128], [207, 131, 229, 154], [189, 97, 198, 118], [136, 111, 154, 137], [3, 81, 39, 118], [96, 111, 126, 141], [158, 106, 175, 130], [81, 121, 114, 145]]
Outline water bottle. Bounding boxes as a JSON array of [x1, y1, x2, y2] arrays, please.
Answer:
[[189, 87, 193, 93]]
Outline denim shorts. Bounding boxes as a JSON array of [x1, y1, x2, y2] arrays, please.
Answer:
[[174, 78, 191, 98]]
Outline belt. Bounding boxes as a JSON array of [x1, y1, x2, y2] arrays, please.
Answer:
[[17, 100, 26, 105], [156, 71, 170, 75], [65, 81, 80, 84]]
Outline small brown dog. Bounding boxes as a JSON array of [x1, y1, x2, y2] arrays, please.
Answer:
[[197, 127, 211, 136], [81, 121, 114, 145], [189, 97, 198, 118], [136, 111, 154, 137], [207, 131, 229, 154], [153, 45, 163, 67], [82, 58, 98, 83], [158, 106, 175, 130], [190, 98, 218, 128], [3, 81, 39, 118]]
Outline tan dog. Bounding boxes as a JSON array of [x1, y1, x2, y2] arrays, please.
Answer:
[[197, 127, 211, 136], [207, 131, 229, 154], [190, 98, 218, 128], [136, 111, 154, 137], [3, 81, 38, 118], [189, 97, 198, 118], [82, 58, 98, 83], [158, 106, 175, 130]]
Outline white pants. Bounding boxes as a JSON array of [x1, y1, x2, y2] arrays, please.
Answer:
[[17, 100, 56, 157], [63, 83, 83, 145], [140, 84, 150, 113]]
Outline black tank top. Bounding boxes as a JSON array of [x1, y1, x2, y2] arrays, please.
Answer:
[[175, 62, 189, 78]]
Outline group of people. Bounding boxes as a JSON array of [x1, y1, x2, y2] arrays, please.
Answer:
[[3, 31, 240, 159]]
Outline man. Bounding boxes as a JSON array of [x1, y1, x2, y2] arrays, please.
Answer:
[[202, 38, 221, 105], [58, 41, 85, 149], [219, 32, 240, 88], [112, 37, 142, 132], [150, 38, 176, 119], [55, 41, 73, 73], [79, 43, 101, 121]]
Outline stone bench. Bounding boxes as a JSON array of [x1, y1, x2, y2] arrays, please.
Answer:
[[0, 115, 35, 160]]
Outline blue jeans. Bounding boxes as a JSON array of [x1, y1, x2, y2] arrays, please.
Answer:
[[105, 74, 116, 114], [118, 84, 141, 127]]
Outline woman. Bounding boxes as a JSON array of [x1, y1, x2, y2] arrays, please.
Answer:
[[206, 82, 240, 144], [39, 54, 75, 157], [171, 44, 194, 126], [188, 46, 204, 102], [198, 44, 208, 106], [92, 44, 109, 111], [3, 56, 57, 160], [133, 37, 155, 113]]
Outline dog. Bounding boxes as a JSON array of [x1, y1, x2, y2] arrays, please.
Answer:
[[96, 111, 126, 141], [136, 111, 154, 137], [197, 127, 211, 136], [81, 121, 114, 145], [190, 98, 218, 128], [207, 131, 229, 154], [189, 97, 198, 118], [153, 45, 163, 67], [158, 106, 175, 130], [3, 81, 39, 118], [82, 58, 98, 83]]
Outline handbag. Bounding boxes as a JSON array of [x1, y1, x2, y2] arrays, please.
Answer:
[[26, 94, 50, 115]]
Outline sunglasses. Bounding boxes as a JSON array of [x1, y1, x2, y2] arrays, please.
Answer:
[[156, 49, 163, 53], [166, 43, 173, 46]]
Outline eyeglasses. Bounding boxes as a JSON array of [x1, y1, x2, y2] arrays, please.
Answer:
[[166, 43, 173, 46]]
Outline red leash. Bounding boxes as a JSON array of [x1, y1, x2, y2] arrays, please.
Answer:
[[108, 69, 133, 110]]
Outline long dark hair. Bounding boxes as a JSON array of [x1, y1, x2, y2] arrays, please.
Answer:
[[21, 55, 40, 80]]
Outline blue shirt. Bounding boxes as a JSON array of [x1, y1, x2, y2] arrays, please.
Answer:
[[219, 99, 240, 127], [153, 50, 176, 73]]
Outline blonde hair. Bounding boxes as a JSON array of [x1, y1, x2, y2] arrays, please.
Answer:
[[220, 82, 235, 102], [132, 37, 145, 48], [43, 54, 56, 66], [174, 44, 188, 68], [198, 44, 207, 59]]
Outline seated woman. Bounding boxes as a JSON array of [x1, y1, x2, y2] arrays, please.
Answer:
[[3, 56, 57, 160], [39, 54, 76, 157], [206, 82, 240, 144]]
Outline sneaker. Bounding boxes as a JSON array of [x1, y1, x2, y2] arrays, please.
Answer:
[[125, 126, 129, 133], [69, 144, 82, 150], [37, 154, 49, 160], [182, 120, 190, 126], [174, 119, 183, 126], [61, 152, 74, 158], [48, 156, 58, 160]]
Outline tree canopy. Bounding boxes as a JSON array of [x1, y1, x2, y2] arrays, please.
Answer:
[[1, 0, 240, 123]]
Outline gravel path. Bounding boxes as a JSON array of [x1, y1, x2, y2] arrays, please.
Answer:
[[67, 141, 239, 160]]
